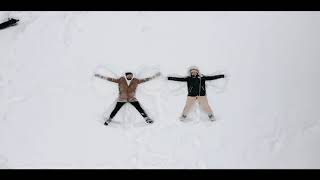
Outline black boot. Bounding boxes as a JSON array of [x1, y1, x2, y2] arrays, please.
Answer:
[[104, 118, 112, 126], [145, 117, 153, 124], [179, 114, 187, 121], [208, 113, 215, 121]]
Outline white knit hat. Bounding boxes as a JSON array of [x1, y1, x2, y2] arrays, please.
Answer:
[[189, 65, 199, 72], [189, 65, 200, 74]]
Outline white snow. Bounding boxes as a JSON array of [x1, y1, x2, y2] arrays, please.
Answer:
[[1, 11, 320, 169]]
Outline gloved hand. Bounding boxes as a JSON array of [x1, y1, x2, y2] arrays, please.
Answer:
[[94, 74, 102, 78]]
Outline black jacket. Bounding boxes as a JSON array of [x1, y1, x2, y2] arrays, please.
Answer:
[[168, 74, 224, 96]]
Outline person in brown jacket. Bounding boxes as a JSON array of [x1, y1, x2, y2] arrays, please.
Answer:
[[95, 71, 161, 125]]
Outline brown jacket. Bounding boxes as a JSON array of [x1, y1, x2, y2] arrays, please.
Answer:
[[96, 73, 160, 102]]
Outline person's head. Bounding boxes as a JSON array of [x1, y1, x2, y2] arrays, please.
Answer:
[[125, 72, 133, 80], [189, 66, 200, 77]]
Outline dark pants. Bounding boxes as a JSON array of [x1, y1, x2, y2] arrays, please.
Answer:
[[109, 101, 148, 119]]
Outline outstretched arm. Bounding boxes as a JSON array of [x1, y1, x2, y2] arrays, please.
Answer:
[[202, 74, 225, 81], [138, 72, 161, 84], [167, 76, 188, 82], [94, 74, 119, 83]]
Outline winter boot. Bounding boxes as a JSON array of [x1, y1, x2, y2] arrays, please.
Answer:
[[179, 114, 187, 121], [208, 113, 216, 121], [104, 117, 112, 126], [145, 117, 154, 124]]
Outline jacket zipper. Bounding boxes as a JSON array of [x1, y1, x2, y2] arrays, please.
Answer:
[[198, 77, 201, 96]]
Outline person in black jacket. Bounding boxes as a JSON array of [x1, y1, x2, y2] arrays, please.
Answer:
[[168, 66, 224, 121]]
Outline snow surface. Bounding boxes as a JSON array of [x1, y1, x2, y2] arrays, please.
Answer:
[[1, 11, 320, 169]]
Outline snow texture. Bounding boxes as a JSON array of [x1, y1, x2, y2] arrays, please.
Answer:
[[1, 11, 320, 169]]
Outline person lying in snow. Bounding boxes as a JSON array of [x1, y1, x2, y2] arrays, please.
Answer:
[[167, 66, 225, 121], [0, 18, 19, 30], [95, 71, 161, 125]]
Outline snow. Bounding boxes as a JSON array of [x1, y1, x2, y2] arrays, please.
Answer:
[[1, 11, 320, 169]]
